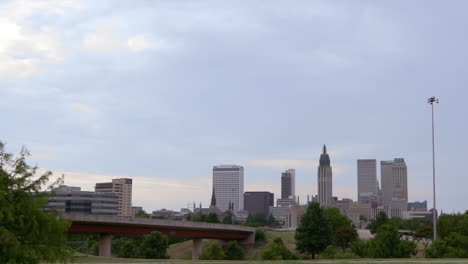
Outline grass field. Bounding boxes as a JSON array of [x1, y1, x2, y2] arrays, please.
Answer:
[[71, 255, 468, 264]]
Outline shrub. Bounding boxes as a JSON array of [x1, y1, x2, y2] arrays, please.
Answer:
[[224, 241, 244, 260], [200, 242, 225, 260], [263, 238, 297, 260], [320, 245, 336, 259], [138, 231, 169, 259], [255, 229, 266, 241]]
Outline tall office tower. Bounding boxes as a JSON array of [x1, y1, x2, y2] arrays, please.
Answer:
[[317, 145, 333, 206], [392, 158, 408, 202], [381, 158, 408, 205], [381, 160, 394, 203], [281, 169, 296, 199], [213, 165, 244, 212], [357, 159, 378, 203], [95, 178, 133, 216]]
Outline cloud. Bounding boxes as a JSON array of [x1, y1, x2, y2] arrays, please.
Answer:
[[246, 159, 318, 169], [127, 35, 158, 53], [0, 0, 82, 80], [70, 103, 96, 114]]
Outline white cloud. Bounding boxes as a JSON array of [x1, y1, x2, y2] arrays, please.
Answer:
[[127, 35, 158, 53], [70, 103, 95, 114], [0, 0, 82, 80], [82, 27, 123, 52]]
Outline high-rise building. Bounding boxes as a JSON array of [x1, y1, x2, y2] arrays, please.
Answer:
[[381, 158, 408, 206], [357, 159, 377, 203], [95, 178, 133, 216], [46, 186, 118, 215], [213, 165, 244, 212], [318, 145, 333, 206], [244, 192, 274, 216], [281, 169, 295, 199], [381, 160, 394, 203]]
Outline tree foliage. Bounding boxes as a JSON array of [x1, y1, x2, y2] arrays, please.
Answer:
[[191, 212, 220, 223], [139, 231, 169, 259], [224, 241, 244, 260], [295, 202, 332, 259], [367, 212, 389, 234], [322, 206, 355, 250], [255, 229, 267, 242], [414, 225, 433, 248], [0, 142, 72, 264], [426, 212, 468, 258], [334, 226, 358, 250], [112, 232, 169, 259], [222, 211, 234, 224], [262, 238, 297, 260], [135, 210, 150, 218], [352, 223, 416, 258], [200, 242, 225, 260]]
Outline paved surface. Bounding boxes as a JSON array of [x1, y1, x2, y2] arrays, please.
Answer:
[[66, 213, 256, 240]]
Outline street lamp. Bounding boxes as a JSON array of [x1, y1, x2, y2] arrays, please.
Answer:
[[428, 96, 439, 241]]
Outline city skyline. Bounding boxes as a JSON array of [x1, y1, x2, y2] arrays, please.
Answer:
[[1, 0, 467, 213]]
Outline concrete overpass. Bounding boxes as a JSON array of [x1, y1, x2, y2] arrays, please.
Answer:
[[65, 214, 256, 259]]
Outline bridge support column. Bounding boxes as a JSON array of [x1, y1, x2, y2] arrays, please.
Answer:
[[99, 234, 113, 257], [240, 232, 255, 245], [192, 238, 203, 260]]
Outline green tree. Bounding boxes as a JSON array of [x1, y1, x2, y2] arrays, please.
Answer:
[[374, 224, 416, 258], [135, 210, 150, 218], [426, 232, 468, 258], [113, 237, 139, 258], [352, 223, 416, 258], [224, 241, 244, 260], [0, 142, 72, 264], [206, 213, 220, 223], [295, 202, 332, 259], [262, 238, 297, 260], [138, 231, 169, 259], [323, 206, 353, 243], [414, 225, 433, 248], [200, 242, 225, 260], [334, 226, 358, 250], [367, 211, 388, 234], [223, 211, 234, 224], [255, 229, 267, 242]]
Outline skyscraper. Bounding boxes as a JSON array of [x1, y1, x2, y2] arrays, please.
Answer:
[[381, 158, 408, 206], [357, 159, 377, 203], [381, 160, 394, 203], [95, 178, 133, 216], [212, 165, 244, 212], [281, 169, 295, 199], [244, 192, 274, 216], [318, 145, 333, 206]]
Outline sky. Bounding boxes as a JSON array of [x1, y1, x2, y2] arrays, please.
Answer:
[[1, 0, 467, 213]]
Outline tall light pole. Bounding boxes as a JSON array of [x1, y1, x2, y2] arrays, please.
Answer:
[[428, 96, 439, 241]]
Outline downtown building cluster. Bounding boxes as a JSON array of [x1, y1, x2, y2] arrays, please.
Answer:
[[205, 145, 433, 228], [45, 145, 433, 228]]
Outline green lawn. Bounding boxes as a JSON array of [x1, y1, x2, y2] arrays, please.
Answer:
[[70, 255, 468, 264]]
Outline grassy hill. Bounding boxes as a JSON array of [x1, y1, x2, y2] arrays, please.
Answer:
[[167, 231, 297, 260]]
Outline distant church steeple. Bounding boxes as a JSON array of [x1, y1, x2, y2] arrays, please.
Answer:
[[210, 187, 217, 207]]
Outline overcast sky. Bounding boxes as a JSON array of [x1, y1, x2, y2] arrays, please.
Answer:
[[1, 0, 467, 213]]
